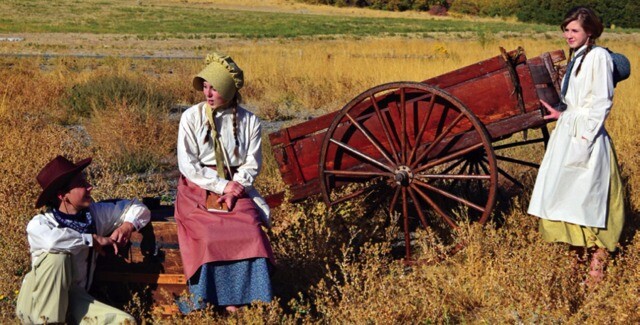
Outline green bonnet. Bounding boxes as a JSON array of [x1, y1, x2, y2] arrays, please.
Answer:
[[192, 52, 244, 101]]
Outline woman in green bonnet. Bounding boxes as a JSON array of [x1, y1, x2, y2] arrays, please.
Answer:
[[175, 53, 274, 312]]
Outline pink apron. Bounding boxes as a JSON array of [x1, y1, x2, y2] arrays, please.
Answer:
[[174, 175, 274, 279]]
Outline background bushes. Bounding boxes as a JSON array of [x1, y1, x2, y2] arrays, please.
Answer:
[[295, 0, 449, 12], [61, 74, 177, 125], [515, 0, 640, 29], [449, 0, 518, 17], [296, 0, 639, 28], [449, 0, 639, 28]]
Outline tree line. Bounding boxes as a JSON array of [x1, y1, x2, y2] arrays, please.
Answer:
[[297, 0, 639, 28]]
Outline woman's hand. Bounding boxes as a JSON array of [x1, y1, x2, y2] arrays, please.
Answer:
[[223, 181, 245, 197], [92, 234, 119, 255], [217, 193, 238, 211], [540, 99, 561, 120], [110, 222, 135, 248]]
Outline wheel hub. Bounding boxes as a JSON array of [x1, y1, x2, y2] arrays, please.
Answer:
[[394, 165, 413, 186]]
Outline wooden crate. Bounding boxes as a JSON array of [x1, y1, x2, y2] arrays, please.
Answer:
[[92, 208, 185, 315]]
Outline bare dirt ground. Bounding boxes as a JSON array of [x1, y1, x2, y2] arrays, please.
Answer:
[[0, 32, 237, 57]]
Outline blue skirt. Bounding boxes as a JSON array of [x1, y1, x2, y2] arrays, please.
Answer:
[[178, 258, 272, 313]]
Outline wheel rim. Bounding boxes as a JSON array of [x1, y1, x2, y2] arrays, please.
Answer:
[[319, 82, 498, 260]]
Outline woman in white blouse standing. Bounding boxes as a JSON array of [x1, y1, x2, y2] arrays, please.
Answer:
[[175, 53, 274, 313], [529, 6, 625, 285]]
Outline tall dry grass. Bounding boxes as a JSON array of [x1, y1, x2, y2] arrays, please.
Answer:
[[1, 34, 639, 323]]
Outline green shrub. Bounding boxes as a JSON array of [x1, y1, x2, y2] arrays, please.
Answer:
[[450, 0, 518, 17], [61, 75, 176, 124], [515, 0, 640, 29], [295, 0, 449, 12]]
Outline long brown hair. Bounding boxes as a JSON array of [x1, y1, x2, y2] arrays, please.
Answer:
[[561, 6, 604, 76]]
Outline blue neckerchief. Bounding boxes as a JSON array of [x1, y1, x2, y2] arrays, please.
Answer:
[[557, 48, 586, 111], [52, 208, 96, 234]]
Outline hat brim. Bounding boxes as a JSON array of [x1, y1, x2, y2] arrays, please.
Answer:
[[35, 157, 92, 208], [193, 76, 205, 91]]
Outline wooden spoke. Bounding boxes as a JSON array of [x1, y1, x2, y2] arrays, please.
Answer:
[[402, 187, 411, 260], [389, 186, 401, 213], [329, 181, 386, 206], [411, 113, 465, 168], [400, 87, 407, 163], [345, 112, 396, 167], [328, 138, 394, 172], [410, 184, 458, 229], [493, 138, 544, 150], [541, 125, 551, 148], [413, 178, 485, 213], [495, 155, 540, 168], [456, 160, 471, 175], [414, 142, 484, 173], [472, 162, 483, 193], [482, 157, 524, 188], [438, 158, 467, 176], [477, 159, 491, 176], [414, 173, 491, 181], [324, 170, 394, 178], [408, 187, 430, 229], [371, 94, 400, 163], [407, 93, 436, 166]]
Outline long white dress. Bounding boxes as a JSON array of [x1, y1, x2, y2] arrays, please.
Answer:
[[528, 45, 615, 228]]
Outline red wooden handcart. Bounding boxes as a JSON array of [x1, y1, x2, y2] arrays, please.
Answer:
[[269, 47, 565, 258]]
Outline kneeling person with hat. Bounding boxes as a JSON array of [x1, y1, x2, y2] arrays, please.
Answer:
[[16, 155, 151, 324]]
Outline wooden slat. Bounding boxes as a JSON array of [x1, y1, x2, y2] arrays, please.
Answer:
[[421, 50, 525, 88]]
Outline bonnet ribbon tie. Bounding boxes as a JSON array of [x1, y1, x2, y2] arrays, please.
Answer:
[[205, 103, 228, 180], [558, 48, 586, 111]]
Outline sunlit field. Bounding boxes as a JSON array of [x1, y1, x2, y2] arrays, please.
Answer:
[[1, 2, 640, 323]]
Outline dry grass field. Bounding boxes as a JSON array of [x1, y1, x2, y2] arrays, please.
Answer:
[[1, 1, 640, 323]]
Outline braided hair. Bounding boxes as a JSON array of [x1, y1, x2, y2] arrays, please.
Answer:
[[230, 92, 242, 156], [561, 6, 604, 76]]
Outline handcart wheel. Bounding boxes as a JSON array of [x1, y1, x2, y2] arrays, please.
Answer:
[[319, 82, 498, 261], [489, 125, 550, 190]]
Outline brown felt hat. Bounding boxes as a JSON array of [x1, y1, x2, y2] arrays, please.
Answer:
[[35, 155, 92, 208]]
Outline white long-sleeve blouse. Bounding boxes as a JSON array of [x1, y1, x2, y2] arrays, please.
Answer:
[[176, 103, 271, 226], [177, 103, 262, 195]]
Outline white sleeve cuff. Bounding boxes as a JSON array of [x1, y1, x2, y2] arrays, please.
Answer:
[[214, 179, 229, 195]]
